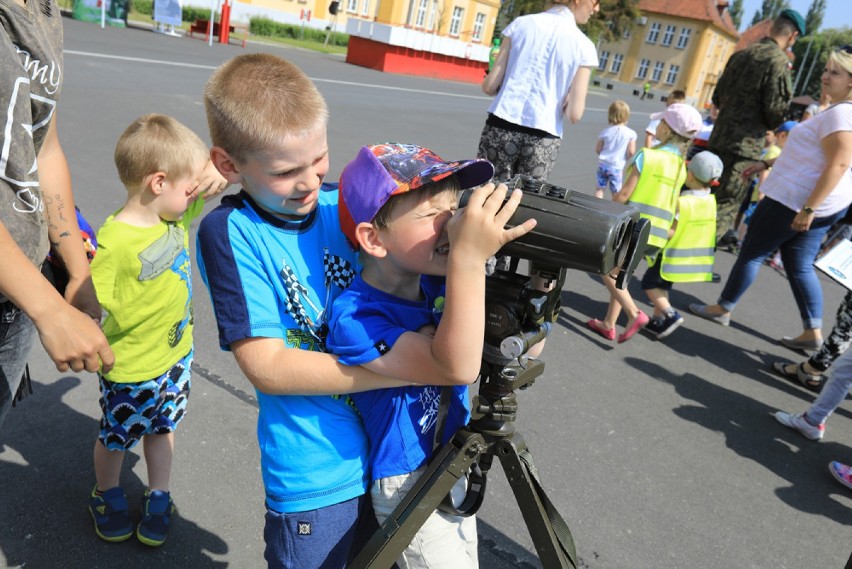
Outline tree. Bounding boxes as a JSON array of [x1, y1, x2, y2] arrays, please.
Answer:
[[582, 0, 640, 44], [497, 0, 639, 44], [749, 10, 762, 27], [790, 27, 852, 97], [730, 0, 744, 29], [495, 0, 545, 36], [753, 0, 791, 22], [805, 0, 826, 35]]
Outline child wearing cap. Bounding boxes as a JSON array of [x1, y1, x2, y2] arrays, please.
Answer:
[[587, 102, 703, 343], [642, 150, 724, 339], [327, 143, 535, 569]]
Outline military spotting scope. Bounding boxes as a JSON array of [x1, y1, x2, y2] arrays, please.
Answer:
[[459, 175, 650, 289]]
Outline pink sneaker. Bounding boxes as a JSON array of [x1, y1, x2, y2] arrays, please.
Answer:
[[828, 461, 852, 491]]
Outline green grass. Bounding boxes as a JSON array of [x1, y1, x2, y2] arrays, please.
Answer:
[[62, 0, 349, 56], [125, 11, 348, 55]]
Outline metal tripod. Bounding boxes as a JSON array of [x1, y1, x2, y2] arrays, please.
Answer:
[[349, 350, 578, 569]]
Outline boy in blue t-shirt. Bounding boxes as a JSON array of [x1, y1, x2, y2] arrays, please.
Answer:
[[197, 55, 534, 568], [327, 143, 535, 568]]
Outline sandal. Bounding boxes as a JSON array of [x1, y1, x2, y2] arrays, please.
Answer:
[[586, 319, 616, 341], [771, 361, 825, 393]]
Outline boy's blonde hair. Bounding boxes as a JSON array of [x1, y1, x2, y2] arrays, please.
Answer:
[[204, 53, 329, 162], [114, 114, 208, 190], [608, 100, 630, 125]]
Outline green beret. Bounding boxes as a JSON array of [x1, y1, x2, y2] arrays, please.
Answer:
[[779, 8, 806, 37]]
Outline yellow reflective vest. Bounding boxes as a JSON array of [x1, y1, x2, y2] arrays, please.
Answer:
[[659, 194, 717, 283], [627, 148, 686, 249]]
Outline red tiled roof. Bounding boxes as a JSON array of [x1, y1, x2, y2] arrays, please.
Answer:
[[735, 19, 772, 50], [734, 19, 795, 61], [638, 0, 739, 37]]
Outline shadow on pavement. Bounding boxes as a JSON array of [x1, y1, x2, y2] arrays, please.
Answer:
[[625, 356, 852, 527], [0, 377, 228, 568]]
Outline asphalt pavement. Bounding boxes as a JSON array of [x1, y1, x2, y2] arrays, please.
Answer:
[[0, 16, 850, 569]]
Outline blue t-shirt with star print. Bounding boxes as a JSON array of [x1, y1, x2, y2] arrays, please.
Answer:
[[327, 274, 471, 481]]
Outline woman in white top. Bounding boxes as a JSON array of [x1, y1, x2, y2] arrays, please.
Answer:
[[478, 0, 599, 182], [802, 92, 831, 121], [690, 47, 852, 350]]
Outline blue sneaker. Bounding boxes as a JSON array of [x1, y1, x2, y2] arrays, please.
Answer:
[[648, 311, 684, 339], [89, 486, 133, 542], [137, 489, 176, 547], [645, 316, 666, 336]]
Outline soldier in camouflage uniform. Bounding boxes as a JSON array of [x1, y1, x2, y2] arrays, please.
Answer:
[[709, 9, 806, 244]]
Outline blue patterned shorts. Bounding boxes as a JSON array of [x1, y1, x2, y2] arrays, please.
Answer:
[[596, 163, 624, 194], [97, 351, 192, 451]]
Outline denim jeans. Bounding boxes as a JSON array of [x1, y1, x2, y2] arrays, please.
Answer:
[[807, 347, 852, 424], [718, 198, 847, 329], [0, 300, 36, 429]]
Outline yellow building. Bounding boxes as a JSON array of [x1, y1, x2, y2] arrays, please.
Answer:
[[596, 0, 739, 108], [229, 0, 499, 49]]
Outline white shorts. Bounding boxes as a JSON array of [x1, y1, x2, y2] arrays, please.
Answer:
[[371, 466, 478, 569]]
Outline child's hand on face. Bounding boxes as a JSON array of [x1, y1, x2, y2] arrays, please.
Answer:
[[446, 183, 537, 266], [188, 160, 230, 201]]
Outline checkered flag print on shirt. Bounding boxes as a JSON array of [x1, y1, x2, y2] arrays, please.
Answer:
[[280, 264, 312, 332], [324, 251, 355, 290]]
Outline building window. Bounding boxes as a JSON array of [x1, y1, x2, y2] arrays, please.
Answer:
[[665, 64, 680, 85], [472, 12, 485, 41], [651, 61, 664, 82], [676, 28, 691, 49], [346, 0, 357, 12], [598, 51, 610, 71], [415, 0, 428, 27], [636, 58, 650, 79], [360, 0, 369, 16], [611, 53, 624, 74], [646, 22, 660, 44], [661, 24, 675, 46], [427, 0, 438, 31], [449, 6, 463, 37]]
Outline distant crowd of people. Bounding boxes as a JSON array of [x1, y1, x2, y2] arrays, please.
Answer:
[[583, 8, 852, 507]]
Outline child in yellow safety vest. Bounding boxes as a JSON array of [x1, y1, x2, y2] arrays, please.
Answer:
[[587, 103, 703, 343], [643, 150, 724, 339]]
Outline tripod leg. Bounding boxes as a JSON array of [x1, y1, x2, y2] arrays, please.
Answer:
[[495, 433, 578, 569], [349, 431, 487, 569]]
